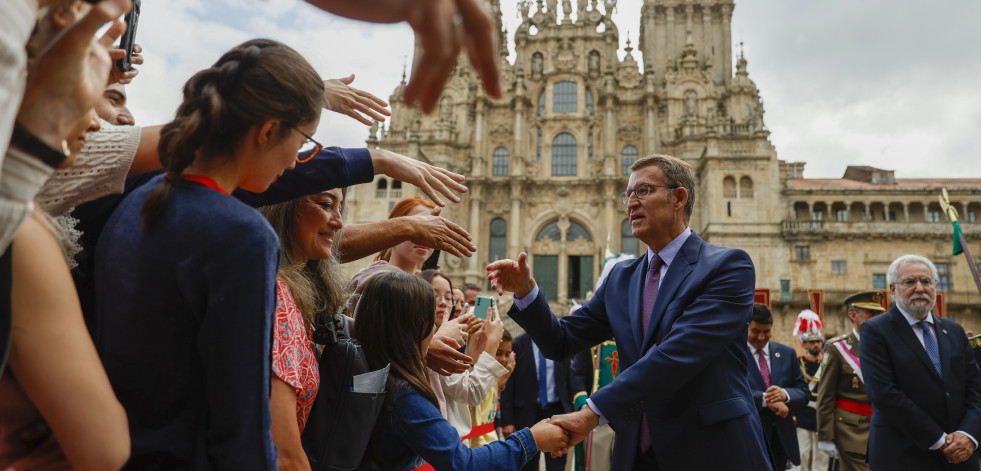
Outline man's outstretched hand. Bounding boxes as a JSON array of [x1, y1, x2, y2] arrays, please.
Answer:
[[486, 252, 536, 298], [546, 407, 600, 457]]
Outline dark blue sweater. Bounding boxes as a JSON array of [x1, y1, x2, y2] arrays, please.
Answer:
[[95, 175, 281, 470]]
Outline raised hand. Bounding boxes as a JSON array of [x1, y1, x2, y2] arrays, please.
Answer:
[[767, 401, 789, 419], [425, 334, 473, 376], [401, 206, 475, 258], [322, 74, 391, 125], [402, 0, 501, 113], [109, 43, 142, 85], [18, 0, 131, 150], [486, 252, 535, 298], [530, 419, 570, 453], [369, 148, 467, 206]]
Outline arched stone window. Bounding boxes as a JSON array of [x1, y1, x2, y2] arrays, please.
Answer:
[[621, 145, 638, 175], [553, 81, 577, 113], [536, 220, 561, 241], [492, 147, 509, 176], [739, 176, 753, 198], [723, 176, 737, 198], [567, 220, 592, 241], [551, 133, 577, 176], [390, 180, 402, 198], [375, 178, 388, 198], [621, 219, 639, 255], [489, 218, 507, 262]]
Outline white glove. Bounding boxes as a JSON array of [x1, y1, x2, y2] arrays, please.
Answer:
[[818, 440, 838, 459]]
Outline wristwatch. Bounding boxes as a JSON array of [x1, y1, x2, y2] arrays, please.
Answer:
[[10, 122, 70, 168]]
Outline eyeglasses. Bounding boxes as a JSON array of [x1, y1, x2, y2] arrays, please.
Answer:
[[434, 292, 455, 304], [898, 276, 934, 288], [620, 183, 678, 205], [294, 127, 324, 163]]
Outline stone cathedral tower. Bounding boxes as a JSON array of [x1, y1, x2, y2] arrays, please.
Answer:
[[346, 0, 784, 312]]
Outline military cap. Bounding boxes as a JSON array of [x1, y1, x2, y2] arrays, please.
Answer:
[[801, 331, 824, 342], [843, 290, 887, 312]]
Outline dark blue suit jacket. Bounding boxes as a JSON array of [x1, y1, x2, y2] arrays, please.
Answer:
[[508, 231, 771, 471], [746, 341, 810, 467], [862, 306, 981, 470], [498, 334, 572, 429]]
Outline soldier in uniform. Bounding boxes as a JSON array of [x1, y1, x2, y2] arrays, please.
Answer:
[[816, 290, 887, 471], [791, 308, 828, 471], [570, 340, 618, 471]]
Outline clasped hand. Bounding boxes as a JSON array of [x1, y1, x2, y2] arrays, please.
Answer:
[[942, 432, 976, 464]]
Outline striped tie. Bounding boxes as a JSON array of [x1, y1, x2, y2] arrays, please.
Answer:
[[918, 321, 943, 378], [757, 349, 771, 388]]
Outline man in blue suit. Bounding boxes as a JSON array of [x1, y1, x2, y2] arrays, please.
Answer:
[[746, 303, 811, 470], [861, 255, 981, 470], [487, 154, 771, 471]]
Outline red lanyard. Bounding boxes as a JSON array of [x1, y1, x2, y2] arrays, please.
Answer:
[[181, 174, 230, 195]]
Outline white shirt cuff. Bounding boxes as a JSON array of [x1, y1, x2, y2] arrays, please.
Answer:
[[930, 433, 947, 450], [585, 398, 609, 426]]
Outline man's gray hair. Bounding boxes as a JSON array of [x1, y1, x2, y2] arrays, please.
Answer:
[[887, 254, 939, 284], [628, 154, 696, 222]]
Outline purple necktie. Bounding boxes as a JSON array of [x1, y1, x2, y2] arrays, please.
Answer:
[[640, 254, 663, 454], [757, 349, 771, 388]]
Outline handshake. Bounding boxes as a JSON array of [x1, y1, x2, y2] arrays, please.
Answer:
[[508, 408, 603, 457]]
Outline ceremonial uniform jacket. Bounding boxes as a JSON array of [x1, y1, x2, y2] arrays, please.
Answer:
[[794, 354, 821, 432], [816, 331, 871, 455]]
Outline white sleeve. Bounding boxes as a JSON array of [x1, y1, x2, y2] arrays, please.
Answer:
[[439, 351, 509, 407]]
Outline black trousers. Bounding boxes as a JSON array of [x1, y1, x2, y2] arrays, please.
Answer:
[[522, 401, 567, 471]]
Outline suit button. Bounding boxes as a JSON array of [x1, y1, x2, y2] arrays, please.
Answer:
[[947, 392, 951, 398]]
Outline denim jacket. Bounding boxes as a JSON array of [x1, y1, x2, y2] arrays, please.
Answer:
[[368, 385, 538, 470]]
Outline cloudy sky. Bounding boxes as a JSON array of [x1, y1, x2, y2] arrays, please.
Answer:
[[124, 0, 981, 179]]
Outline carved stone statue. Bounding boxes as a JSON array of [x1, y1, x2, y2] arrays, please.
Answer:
[[531, 52, 543, 76], [588, 50, 600, 76], [684, 90, 697, 117]]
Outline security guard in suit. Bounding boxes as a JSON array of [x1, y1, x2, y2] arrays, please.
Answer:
[[815, 290, 887, 471]]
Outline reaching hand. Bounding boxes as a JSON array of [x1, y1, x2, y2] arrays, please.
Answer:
[[402, 0, 501, 113], [496, 351, 516, 390], [465, 324, 487, 358], [485, 304, 504, 346], [369, 148, 468, 206], [530, 419, 570, 453], [399, 206, 475, 257], [322, 74, 391, 125], [18, 0, 130, 149], [500, 425, 516, 438], [109, 43, 142, 85], [486, 252, 535, 298], [943, 432, 976, 464], [548, 408, 600, 454], [425, 335, 473, 376]]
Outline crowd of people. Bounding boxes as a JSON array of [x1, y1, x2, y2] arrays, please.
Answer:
[[3, 1, 981, 471]]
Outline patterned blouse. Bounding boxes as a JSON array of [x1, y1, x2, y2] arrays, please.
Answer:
[[271, 278, 320, 432]]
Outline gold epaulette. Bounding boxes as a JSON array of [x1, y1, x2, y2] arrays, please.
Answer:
[[970, 334, 981, 350], [827, 334, 849, 344]]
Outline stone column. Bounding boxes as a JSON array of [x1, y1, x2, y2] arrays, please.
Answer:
[[666, 7, 676, 63], [721, 4, 733, 80], [603, 181, 617, 251], [509, 182, 523, 256], [473, 100, 485, 175], [903, 202, 910, 222], [557, 218, 570, 304], [702, 6, 712, 65], [466, 184, 484, 278]]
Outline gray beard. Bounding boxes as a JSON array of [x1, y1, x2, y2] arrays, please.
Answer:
[[897, 295, 934, 320]]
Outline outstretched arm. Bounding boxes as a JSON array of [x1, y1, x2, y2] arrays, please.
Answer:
[[322, 75, 390, 125], [304, 0, 502, 113]]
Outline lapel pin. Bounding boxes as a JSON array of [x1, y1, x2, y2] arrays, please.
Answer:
[[943, 329, 948, 334], [775, 352, 781, 358]]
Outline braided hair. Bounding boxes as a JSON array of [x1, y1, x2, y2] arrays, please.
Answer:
[[142, 39, 324, 227]]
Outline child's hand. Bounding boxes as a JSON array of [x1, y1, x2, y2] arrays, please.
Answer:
[[529, 419, 569, 453]]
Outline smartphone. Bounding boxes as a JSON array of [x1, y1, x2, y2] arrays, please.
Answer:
[[116, 0, 141, 73], [473, 295, 492, 320]]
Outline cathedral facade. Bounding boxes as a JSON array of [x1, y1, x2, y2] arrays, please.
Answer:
[[344, 0, 981, 345]]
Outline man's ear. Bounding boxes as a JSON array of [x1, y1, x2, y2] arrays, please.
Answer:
[[673, 187, 688, 212], [256, 119, 282, 148]]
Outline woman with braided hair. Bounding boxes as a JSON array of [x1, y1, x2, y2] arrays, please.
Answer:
[[93, 39, 325, 470]]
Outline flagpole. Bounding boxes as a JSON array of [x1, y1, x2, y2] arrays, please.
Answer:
[[940, 189, 981, 298]]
